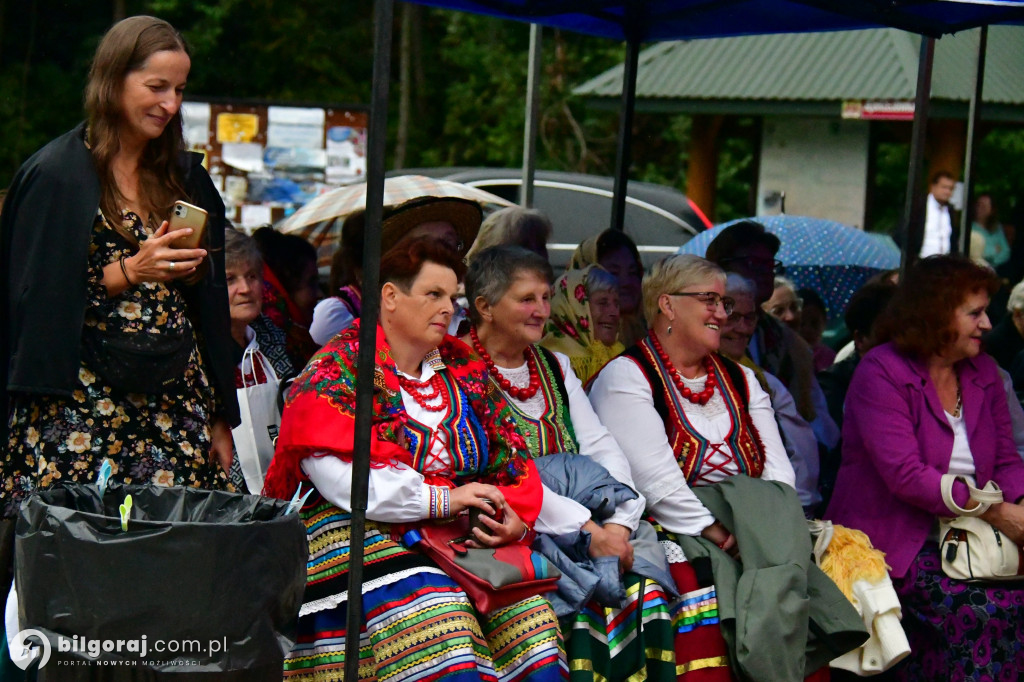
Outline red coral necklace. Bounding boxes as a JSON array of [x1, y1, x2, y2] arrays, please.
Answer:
[[398, 372, 449, 412], [470, 327, 542, 401], [649, 331, 717, 405]]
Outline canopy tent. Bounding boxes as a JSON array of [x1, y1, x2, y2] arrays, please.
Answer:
[[407, 0, 1024, 40], [406, 0, 1024, 243], [344, 3, 1024, 678]]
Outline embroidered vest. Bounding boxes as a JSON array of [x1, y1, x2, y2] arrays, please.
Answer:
[[403, 369, 489, 479], [501, 346, 579, 458], [621, 338, 765, 484]]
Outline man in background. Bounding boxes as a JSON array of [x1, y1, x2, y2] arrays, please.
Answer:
[[919, 171, 956, 258]]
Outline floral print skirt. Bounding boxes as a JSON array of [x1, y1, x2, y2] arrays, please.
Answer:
[[3, 353, 230, 518], [1, 208, 233, 518], [889, 543, 1024, 682]]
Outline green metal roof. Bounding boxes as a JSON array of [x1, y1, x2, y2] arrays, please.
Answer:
[[573, 27, 1024, 106]]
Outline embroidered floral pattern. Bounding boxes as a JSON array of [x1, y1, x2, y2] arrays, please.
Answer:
[[501, 347, 579, 458], [542, 265, 625, 384], [271, 323, 530, 489]]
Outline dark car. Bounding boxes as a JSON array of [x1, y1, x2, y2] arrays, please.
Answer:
[[390, 167, 712, 269]]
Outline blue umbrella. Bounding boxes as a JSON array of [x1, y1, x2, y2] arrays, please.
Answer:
[[677, 215, 901, 321]]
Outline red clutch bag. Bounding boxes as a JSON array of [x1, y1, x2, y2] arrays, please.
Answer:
[[401, 517, 560, 614]]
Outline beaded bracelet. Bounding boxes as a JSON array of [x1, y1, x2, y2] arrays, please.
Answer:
[[119, 257, 135, 287]]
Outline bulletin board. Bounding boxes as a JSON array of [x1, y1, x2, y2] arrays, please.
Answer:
[[182, 99, 368, 230]]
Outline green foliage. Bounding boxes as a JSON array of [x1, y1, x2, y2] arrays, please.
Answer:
[[419, 12, 624, 173], [714, 122, 758, 223], [976, 128, 1024, 219], [2, 1, 1021, 230], [869, 141, 910, 235]]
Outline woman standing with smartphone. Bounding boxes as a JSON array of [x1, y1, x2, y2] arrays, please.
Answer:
[[0, 16, 238, 522]]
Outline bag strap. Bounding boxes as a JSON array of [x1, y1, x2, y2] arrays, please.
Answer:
[[240, 346, 280, 388], [940, 474, 1003, 517]]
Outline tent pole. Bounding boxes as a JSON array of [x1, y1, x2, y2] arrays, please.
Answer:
[[346, 0, 393, 679], [611, 37, 640, 232], [522, 23, 542, 208], [899, 35, 935, 277], [957, 25, 987, 256]]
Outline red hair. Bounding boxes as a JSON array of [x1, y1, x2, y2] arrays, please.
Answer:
[[379, 236, 466, 290], [877, 255, 998, 359]]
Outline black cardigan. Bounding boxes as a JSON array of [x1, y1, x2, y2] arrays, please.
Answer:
[[1, 123, 240, 439]]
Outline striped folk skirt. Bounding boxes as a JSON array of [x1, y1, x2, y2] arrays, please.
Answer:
[[660, 537, 732, 681], [565, 573, 676, 682], [285, 496, 566, 682]]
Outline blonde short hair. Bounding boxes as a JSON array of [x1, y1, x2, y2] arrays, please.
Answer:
[[642, 254, 726, 326], [466, 206, 552, 262]]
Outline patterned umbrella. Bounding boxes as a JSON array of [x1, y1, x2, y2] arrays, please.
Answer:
[[280, 174, 513, 249], [677, 215, 900, 321]]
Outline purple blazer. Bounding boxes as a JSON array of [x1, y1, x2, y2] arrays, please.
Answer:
[[825, 342, 1024, 578]]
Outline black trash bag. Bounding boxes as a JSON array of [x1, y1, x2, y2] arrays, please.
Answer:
[[14, 483, 307, 675]]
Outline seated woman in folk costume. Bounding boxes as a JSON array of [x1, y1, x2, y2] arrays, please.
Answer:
[[463, 246, 678, 682], [262, 237, 565, 682], [588, 254, 865, 682]]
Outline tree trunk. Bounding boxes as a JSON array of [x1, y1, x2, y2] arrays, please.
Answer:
[[686, 115, 723, 222], [394, 3, 413, 169], [17, 0, 37, 126], [411, 4, 425, 120], [0, 0, 6, 68]]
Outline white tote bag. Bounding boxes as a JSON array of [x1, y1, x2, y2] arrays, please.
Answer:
[[232, 346, 281, 494]]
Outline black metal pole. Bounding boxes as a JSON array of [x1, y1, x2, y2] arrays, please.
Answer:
[[957, 25, 987, 256], [899, 36, 935, 278], [610, 37, 640, 232], [521, 24, 542, 208], [345, 0, 393, 678]]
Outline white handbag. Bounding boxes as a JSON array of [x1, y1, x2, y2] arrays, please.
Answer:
[[938, 474, 1024, 582], [232, 346, 281, 494]]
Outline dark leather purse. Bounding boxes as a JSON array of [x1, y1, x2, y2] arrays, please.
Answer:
[[401, 517, 561, 614], [80, 326, 193, 394]]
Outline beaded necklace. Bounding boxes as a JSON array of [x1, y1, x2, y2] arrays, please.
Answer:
[[398, 372, 449, 412], [649, 330, 718, 405], [470, 326, 542, 401]]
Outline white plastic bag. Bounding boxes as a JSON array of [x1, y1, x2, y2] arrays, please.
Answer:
[[232, 347, 281, 493]]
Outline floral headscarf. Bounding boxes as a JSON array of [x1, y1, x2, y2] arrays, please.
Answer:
[[541, 265, 625, 384], [567, 234, 647, 347], [568, 236, 599, 271]]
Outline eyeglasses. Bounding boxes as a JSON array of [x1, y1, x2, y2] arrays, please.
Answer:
[[720, 256, 786, 275], [727, 310, 759, 325], [668, 291, 735, 316]]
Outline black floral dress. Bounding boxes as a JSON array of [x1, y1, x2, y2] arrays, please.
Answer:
[[2, 210, 230, 517]]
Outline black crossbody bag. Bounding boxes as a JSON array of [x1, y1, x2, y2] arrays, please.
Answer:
[[80, 326, 193, 394]]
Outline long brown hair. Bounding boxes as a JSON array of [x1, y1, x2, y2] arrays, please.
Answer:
[[85, 16, 190, 235]]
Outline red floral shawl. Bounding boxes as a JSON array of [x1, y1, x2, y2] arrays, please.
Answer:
[[262, 321, 542, 525]]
